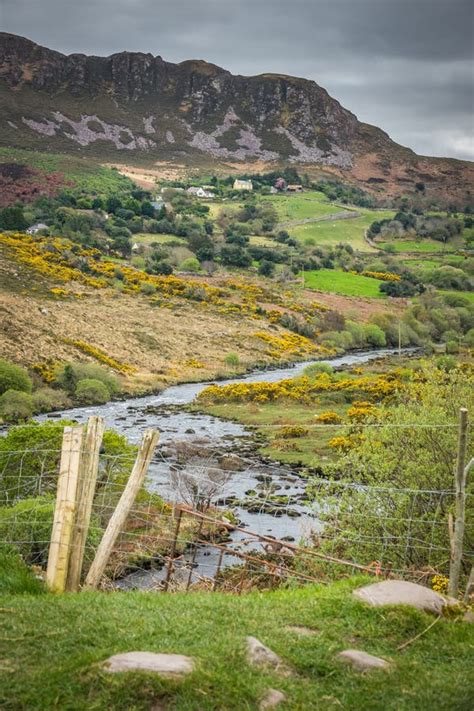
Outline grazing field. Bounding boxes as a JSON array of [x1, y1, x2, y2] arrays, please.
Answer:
[[263, 191, 346, 221], [1, 578, 472, 711], [378, 239, 451, 253], [302, 269, 384, 298], [289, 209, 394, 250], [133, 233, 187, 246]]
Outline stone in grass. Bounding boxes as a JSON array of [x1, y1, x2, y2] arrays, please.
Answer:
[[259, 688, 286, 710], [338, 649, 390, 672], [353, 580, 456, 615], [104, 652, 194, 678], [246, 637, 291, 676]]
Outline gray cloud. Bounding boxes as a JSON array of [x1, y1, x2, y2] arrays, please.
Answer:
[[2, 0, 473, 159]]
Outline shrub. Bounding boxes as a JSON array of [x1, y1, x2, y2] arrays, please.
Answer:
[[315, 411, 343, 424], [140, 282, 157, 296], [304, 362, 334, 377], [0, 496, 103, 568], [75, 378, 110, 405], [179, 257, 200, 273], [55, 363, 119, 395], [32, 388, 71, 413], [0, 360, 32, 395], [278, 425, 309, 438], [0, 390, 34, 422], [224, 352, 240, 368], [0, 544, 45, 595], [363, 324, 386, 348], [445, 340, 459, 354]]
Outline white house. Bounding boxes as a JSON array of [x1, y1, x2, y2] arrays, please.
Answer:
[[26, 223, 48, 235], [187, 187, 215, 198]]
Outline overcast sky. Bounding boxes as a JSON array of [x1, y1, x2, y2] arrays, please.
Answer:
[[2, 0, 473, 160]]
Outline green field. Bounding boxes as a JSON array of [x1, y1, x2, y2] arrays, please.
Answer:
[[302, 269, 384, 297], [378, 240, 450, 254], [289, 209, 395, 250], [133, 233, 187, 246], [262, 191, 345, 221], [439, 290, 474, 303], [1, 576, 472, 710]]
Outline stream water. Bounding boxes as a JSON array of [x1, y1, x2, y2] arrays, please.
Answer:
[[43, 348, 407, 588]]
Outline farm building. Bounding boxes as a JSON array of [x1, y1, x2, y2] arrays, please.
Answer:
[[233, 179, 253, 191], [187, 187, 215, 198], [287, 184, 303, 192]]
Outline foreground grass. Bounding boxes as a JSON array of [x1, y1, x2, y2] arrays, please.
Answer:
[[1, 577, 472, 710], [302, 269, 384, 298]]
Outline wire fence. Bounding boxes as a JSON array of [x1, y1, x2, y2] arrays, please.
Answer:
[[0, 419, 472, 596]]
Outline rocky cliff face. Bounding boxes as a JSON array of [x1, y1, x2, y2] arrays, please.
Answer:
[[1, 32, 472, 201]]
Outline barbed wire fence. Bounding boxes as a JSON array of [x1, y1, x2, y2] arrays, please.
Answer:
[[0, 414, 472, 598]]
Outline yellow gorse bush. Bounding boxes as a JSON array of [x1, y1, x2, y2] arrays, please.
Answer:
[[315, 411, 343, 424], [63, 339, 136, 374], [198, 372, 403, 405]]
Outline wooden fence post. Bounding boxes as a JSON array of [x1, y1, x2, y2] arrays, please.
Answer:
[[67, 416, 105, 591], [163, 507, 183, 591], [83, 428, 159, 589], [46, 425, 84, 593], [448, 408, 469, 599]]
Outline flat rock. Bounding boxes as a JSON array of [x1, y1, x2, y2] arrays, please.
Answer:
[[338, 649, 390, 672], [353, 580, 455, 614], [246, 637, 290, 676], [259, 688, 286, 709], [104, 651, 194, 677]]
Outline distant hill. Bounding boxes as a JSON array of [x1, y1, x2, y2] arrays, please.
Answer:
[[0, 32, 472, 204]]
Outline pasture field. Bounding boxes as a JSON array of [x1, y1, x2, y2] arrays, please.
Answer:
[[133, 233, 187, 246], [289, 209, 395, 250], [262, 191, 345, 221], [378, 239, 453, 254], [302, 269, 384, 298]]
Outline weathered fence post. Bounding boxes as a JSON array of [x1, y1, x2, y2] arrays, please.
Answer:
[[67, 416, 105, 591], [46, 425, 84, 593], [83, 428, 159, 589], [164, 506, 183, 591], [185, 516, 204, 591], [448, 408, 469, 598]]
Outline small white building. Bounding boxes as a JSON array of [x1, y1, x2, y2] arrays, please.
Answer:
[[26, 223, 48, 235], [187, 187, 215, 198], [233, 179, 253, 191]]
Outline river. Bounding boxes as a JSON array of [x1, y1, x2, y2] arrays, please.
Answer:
[[43, 348, 406, 588]]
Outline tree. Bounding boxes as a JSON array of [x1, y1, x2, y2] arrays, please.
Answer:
[[258, 259, 275, 277], [0, 360, 32, 395], [0, 206, 28, 231]]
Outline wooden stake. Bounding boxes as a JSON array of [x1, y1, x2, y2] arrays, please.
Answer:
[[46, 425, 83, 593], [212, 548, 225, 591], [67, 416, 105, 591], [185, 517, 204, 591], [448, 408, 469, 598], [83, 428, 159, 589], [163, 507, 183, 591]]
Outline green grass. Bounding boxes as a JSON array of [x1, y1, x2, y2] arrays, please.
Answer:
[[0, 548, 45, 595], [439, 290, 474, 304], [378, 240, 449, 254], [302, 269, 384, 298], [1, 577, 472, 710], [262, 191, 343, 221], [133, 233, 187, 246], [289, 209, 395, 250], [200, 399, 345, 467], [0, 146, 134, 196]]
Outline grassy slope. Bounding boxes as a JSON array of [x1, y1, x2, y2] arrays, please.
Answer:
[[303, 269, 384, 298], [1, 577, 472, 710], [263, 191, 345, 221], [289, 209, 395, 250], [0, 146, 134, 196]]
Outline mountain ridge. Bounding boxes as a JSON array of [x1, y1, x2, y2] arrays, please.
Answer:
[[1, 32, 472, 203]]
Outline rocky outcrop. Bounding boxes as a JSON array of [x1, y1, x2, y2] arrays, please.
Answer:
[[1, 32, 472, 203]]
